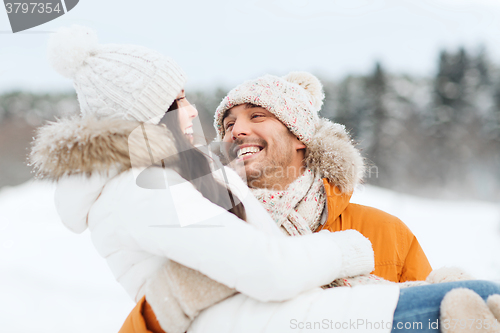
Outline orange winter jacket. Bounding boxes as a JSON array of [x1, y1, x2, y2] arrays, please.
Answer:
[[119, 296, 163, 333], [319, 179, 432, 282], [119, 180, 432, 333]]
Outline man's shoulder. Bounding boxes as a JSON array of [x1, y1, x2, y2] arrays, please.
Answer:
[[343, 203, 414, 236], [338, 203, 431, 281]]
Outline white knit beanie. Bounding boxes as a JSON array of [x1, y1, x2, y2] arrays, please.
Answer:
[[47, 25, 186, 124], [214, 72, 325, 145]]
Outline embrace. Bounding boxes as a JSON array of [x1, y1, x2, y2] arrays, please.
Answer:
[[30, 26, 500, 333]]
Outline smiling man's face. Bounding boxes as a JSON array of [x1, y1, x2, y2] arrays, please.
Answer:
[[222, 104, 306, 189]]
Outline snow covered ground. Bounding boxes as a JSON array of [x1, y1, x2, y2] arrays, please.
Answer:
[[351, 185, 500, 280], [0, 181, 133, 333], [0, 180, 499, 332]]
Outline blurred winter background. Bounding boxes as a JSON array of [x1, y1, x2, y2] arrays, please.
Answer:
[[1, 0, 500, 332]]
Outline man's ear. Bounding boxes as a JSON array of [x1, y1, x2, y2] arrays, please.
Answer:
[[295, 139, 306, 151]]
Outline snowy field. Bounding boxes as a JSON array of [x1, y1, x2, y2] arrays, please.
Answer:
[[0, 180, 499, 332], [351, 185, 500, 280]]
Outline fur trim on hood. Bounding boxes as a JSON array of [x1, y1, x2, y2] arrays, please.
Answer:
[[305, 119, 365, 193], [29, 116, 178, 181]]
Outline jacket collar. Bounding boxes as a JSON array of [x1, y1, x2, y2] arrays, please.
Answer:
[[30, 115, 179, 180], [322, 178, 353, 223], [305, 118, 365, 194]]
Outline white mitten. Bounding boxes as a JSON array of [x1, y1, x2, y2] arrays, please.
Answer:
[[426, 267, 475, 284], [487, 295, 500, 322], [440, 288, 500, 333]]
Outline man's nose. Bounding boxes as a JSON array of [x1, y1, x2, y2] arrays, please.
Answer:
[[231, 119, 251, 140]]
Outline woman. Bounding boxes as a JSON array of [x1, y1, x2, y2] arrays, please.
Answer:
[[30, 25, 382, 333], [31, 26, 500, 333]]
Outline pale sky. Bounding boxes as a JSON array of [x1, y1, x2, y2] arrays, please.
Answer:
[[2, 0, 500, 93]]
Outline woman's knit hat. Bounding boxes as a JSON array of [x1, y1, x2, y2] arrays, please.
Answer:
[[47, 25, 186, 124], [214, 72, 325, 145]]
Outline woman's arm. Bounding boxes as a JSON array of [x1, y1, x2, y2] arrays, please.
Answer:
[[105, 168, 374, 302]]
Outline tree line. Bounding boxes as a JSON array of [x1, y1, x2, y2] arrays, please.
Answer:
[[0, 47, 499, 200], [323, 47, 499, 200]]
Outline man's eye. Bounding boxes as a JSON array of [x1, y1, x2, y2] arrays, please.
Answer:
[[251, 114, 263, 119], [225, 123, 234, 130]]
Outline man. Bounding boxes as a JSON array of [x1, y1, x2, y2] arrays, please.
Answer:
[[120, 71, 432, 333], [213, 71, 432, 283]]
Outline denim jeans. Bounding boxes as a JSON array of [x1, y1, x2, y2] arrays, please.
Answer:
[[391, 280, 500, 332]]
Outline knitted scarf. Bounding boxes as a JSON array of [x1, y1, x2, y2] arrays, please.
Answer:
[[251, 168, 326, 236]]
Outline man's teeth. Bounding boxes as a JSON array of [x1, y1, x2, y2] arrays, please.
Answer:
[[237, 146, 261, 158]]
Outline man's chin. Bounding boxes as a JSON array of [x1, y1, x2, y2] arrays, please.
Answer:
[[227, 158, 266, 186], [226, 159, 257, 183], [242, 166, 260, 184]]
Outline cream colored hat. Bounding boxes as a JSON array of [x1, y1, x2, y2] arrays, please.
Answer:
[[214, 72, 325, 145], [47, 25, 186, 124]]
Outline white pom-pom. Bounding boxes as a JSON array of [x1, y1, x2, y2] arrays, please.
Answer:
[[47, 25, 99, 78], [283, 71, 325, 111]]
